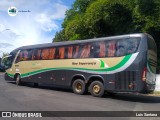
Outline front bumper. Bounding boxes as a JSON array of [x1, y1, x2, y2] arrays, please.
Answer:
[[4, 73, 14, 81]]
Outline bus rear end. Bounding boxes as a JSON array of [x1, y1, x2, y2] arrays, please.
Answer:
[[144, 35, 157, 93], [109, 34, 157, 94]]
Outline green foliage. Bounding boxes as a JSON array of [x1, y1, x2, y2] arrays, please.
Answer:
[[62, 0, 95, 28], [84, 0, 133, 37], [52, 0, 160, 66], [53, 30, 67, 42]]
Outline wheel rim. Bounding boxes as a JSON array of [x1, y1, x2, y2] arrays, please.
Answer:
[[75, 83, 82, 93], [93, 84, 101, 94]]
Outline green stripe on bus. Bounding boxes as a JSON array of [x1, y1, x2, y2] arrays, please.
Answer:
[[100, 59, 105, 68], [7, 73, 14, 78], [7, 54, 132, 78]]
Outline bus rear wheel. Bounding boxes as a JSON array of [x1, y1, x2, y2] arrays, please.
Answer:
[[15, 74, 22, 85], [89, 81, 104, 97], [72, 79, 86, 95]]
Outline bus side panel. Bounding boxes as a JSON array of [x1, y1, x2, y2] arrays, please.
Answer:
[[137, 51, 148, 93], [104, 51, 147, 93], [21, 69, 68, 86]]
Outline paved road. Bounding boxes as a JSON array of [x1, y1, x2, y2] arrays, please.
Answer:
[[0, 73, 160, 120]]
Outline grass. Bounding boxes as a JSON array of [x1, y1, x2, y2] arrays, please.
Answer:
[[147, 91, 160, 96], [153, 91, 160, 95]]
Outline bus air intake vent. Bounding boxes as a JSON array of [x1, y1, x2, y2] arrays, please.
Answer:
[[115, 71, 136, 91]]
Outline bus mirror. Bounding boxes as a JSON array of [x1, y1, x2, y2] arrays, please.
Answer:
[[0, 58, 5, 72], [1, 55, 12, 70]]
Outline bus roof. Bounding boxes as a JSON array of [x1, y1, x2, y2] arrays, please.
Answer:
[[11, 33, 147, 53]]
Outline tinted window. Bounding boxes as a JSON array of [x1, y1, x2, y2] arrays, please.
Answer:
[[91, 42, 100, 58], [91, 41, 106, 58], [59, 47, 65, 59], [99, 42, 106, 57], [15, 38, 140, 62], [16, 49, 33, 62], [80, 44, 91, 58], [64, 44, 91, 59], [67, 46, 73, 58], [116, 39, 127, 56], [41, 48, 50, 60], [73, 45, 80, 58], [48, 48, 56, 59], [106, 41, 116, 57], [41, 48, 56, 60], [32, 49, 38, 60], [27, 50, 32, 60], [116, 38, 140, 57]]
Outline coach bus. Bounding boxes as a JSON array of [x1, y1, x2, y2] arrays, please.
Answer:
[[3, 33, 157, 97]]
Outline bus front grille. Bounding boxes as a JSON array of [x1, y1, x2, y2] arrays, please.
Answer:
[[115, 71, 136, 91]]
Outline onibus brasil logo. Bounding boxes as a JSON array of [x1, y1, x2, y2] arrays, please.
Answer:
[[8, 6, 17, 16]]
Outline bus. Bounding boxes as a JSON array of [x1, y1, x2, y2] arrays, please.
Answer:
[[3, 33, 157, 97]]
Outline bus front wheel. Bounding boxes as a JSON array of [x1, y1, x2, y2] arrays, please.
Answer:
[[15, 74, 22, 85], [89, 81, 104, 97], [72, 79, 86, 95]]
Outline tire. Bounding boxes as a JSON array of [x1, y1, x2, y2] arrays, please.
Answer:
[[72, 79, 86, 95], [15, 74, 22, 85], [89, 81, 104, 97]]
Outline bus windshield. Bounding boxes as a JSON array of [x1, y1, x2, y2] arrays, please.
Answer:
[[3, 55, 15, 69]]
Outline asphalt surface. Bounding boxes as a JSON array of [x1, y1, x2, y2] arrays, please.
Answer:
[[0, 72, 160, 120]]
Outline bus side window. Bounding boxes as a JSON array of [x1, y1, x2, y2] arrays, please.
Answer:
[[41, 49, 49, 60], [32, 49, 38, 60], [37, 49, 42, 60], [48, 48, 56, 59], [77, 45, 83, 58], [27, 50, 33, 60], [91, 42, 100, 58], [68, 46, 73, 59], [19, 51, 23, 61], [116, 39, 127, 57], [22, 50, 28, 60], [98, 41, 106, 58], [73, 46, 79, 58], [58, 47, 65, 59], [127, 39, 139, 54], [16, 50, 31, 61], [80, 44, 91, 58], [107, 41, 116, 57], [15, 52, 21, 63]]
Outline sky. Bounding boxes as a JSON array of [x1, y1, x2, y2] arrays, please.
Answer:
[[0, 0, 75, 57]]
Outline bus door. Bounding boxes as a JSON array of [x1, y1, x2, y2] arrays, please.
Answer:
[[14, 50, 35, 82]]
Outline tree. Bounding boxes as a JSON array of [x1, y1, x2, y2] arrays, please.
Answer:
[[52, 0, 160, 65], [53, 30, 67, 42], [132, 0, 160, 65], [53, 0, 95, 41], [84, 0, 134, 37]]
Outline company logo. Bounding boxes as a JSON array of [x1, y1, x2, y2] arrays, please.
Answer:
[[2, 112, 11, 117], [8, 6, 17, 16], [1, 112, 42, 118]]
